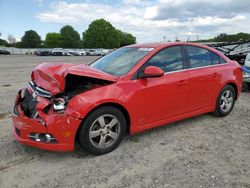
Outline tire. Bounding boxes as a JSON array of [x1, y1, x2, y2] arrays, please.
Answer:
[[78, 106, 126, 155], [213, 85, 236, 117], [242, 82, 248, 92]]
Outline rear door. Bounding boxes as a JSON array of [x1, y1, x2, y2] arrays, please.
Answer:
[[185, 45, 222, 112]]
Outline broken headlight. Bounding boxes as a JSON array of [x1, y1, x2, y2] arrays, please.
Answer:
[[53, 98, 66, 111]]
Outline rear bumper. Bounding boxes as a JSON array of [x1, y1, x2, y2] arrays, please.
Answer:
[[12, 91, 82, 152]]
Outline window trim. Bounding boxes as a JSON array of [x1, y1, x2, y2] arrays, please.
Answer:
[[163, 63, 228, 75]]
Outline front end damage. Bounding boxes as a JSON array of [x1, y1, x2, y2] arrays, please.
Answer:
[[12, 63, 117, 151]]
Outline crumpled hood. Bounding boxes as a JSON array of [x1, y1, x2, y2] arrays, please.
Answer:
[[31, 62, 118, 95]]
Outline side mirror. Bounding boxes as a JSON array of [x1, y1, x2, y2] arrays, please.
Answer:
[[142, 66, 164, 78]]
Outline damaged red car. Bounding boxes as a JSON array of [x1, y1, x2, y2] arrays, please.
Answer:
[[12, 42, 242, 155]]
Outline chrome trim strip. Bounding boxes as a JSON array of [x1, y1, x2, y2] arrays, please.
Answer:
[[163, 63, 227, 75], [35, 87, 51, 95], [28, 81, 51, 98], [33, 112, 38, 119]]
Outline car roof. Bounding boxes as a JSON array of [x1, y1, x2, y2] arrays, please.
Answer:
[[127, 42, 209, 49]]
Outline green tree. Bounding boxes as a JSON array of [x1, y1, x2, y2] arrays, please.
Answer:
[[60, 25, 81, 48], [0, 39, 8, 46], [117, 30, 136, 47], [44, 32, 62, 48], [196, 32, 250, 43], [83, 19, 120, 48], [15, 42, 22, 48], [21, 30, 42, 48]]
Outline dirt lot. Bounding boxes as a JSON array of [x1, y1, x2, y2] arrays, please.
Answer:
[[0, 55, 249, 188]]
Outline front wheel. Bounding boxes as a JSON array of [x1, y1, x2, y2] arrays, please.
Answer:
[[213, 85, 236, 117], [78, 106, 126, 155]]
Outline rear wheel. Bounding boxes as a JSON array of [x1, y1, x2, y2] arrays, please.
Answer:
[[78, 106, 126, 155], [213, 85, 236, 117]]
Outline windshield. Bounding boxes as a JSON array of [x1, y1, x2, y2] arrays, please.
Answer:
[[89, 47, 152, 76]]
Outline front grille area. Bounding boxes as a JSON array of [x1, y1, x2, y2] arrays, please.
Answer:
[[28, 81, 51, 98], [20, 89, 38, 118]]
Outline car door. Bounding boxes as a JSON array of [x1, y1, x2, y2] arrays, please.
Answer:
[[185, 45, 222, 112], [132, 46, 189, 126]]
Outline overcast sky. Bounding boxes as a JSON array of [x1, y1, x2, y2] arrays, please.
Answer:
[[0, 0, 250, 43]]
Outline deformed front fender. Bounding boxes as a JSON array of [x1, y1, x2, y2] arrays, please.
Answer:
[[64, 83, 134, 120]]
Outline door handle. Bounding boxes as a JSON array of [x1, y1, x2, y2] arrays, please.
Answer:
[[177, 80, 187, 86]]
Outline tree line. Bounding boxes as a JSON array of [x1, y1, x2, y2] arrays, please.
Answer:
[[0, 19, 136, 49], [195, 32, 250, 43]]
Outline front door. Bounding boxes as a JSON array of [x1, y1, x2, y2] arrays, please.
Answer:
[[132, 46, 189, 126]]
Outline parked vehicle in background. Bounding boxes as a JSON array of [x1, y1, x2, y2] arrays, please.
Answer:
[[75, 50, 86, 56], [67, 50, 76, 56], [39, 50, 51, 56], [86, 49, 97, 56], [242, 53, 250, 91], [0, 49, 10, 54], [101, 49, 110, 56], [12, 42, 242, 155], [34, 50, 41, 56], [52, 49, 63, 56], [95, 49, 102, 56], [63, 50, 73, 56]]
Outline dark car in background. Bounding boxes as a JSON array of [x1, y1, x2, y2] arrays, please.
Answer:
[[0, 49, 10, 55]]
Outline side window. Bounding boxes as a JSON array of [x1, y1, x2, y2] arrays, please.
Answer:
[[144, 46, 184, 72], [187, 46, 212, 68], [210, 52, 220, 65]]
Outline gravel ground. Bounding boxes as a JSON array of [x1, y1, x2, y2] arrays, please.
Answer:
[[0, 55, 249, 188]]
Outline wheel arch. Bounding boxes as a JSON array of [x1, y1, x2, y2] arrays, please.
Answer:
[[75, 102, 131, 143], [224, 82, 239, 100]]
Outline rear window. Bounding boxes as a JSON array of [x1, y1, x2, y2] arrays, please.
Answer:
[[187, 46, 211, 68]]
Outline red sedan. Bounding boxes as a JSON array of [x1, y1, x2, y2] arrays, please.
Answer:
[[12, 42, 242, 155]]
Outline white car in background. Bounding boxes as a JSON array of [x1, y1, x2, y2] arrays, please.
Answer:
[[86, 49, 97, 56], [101, 49, 110, 56], [95, 49, 102, 56], [67, 50, 76, 56], [75, 50, 86, 56], [52, 48, 64, 56], [63, 50, 73, 56]]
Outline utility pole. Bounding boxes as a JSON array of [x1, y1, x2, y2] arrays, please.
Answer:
[[163, 36, 166, 42]]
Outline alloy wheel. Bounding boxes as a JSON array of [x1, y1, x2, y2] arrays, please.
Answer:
[[89, 114, 121, 149], [220, 90, 234, 113]]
